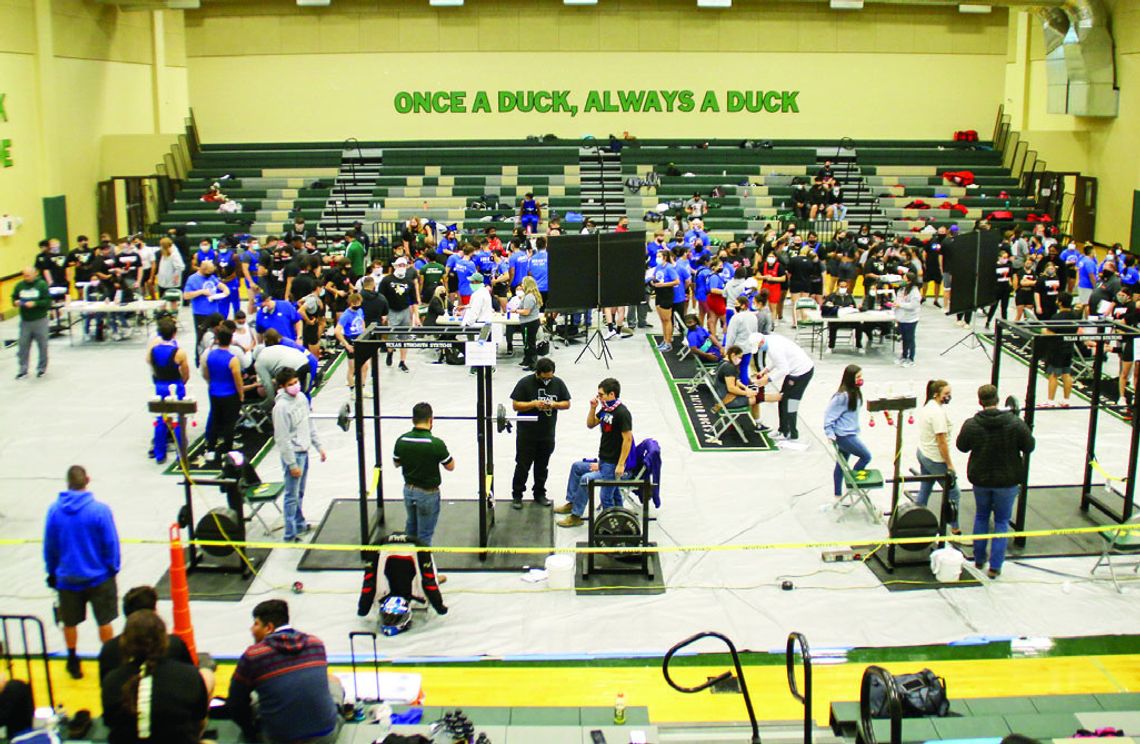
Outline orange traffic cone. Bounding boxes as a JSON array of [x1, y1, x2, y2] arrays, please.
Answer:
[[168, 523, 198, 665]]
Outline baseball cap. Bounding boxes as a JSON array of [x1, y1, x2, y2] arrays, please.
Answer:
[[469, 272, 484, 284], [394, 257, 408, 267]]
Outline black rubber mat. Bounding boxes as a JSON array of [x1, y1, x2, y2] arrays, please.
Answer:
[[297, 497, 555, 572], [155, 547, 271, 602], [574, 544, 666, 595]]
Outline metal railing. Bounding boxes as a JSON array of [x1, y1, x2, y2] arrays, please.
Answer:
[[663, 631, 761, 744], [786, 632, 814, 744], [858, 666, 902, 744], [1, 615, 54, 712]]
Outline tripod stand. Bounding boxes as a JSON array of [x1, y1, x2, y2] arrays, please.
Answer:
[[575, 307, 614, 368], [940, 310, 991, 361]]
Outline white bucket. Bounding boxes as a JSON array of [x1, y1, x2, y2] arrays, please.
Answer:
[[545, 554, 575, 590], [930, 547, 966, 583]]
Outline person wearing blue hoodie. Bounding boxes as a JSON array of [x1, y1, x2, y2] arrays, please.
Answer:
[[43, 465, 121, 680]]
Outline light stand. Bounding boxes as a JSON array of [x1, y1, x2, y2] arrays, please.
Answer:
[[575, 233, 614, 368], [940, 235, 992, 361]]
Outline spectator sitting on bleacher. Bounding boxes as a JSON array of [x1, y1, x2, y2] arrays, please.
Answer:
[[225, 600, 343, 744], [97, 586, 193, 682], [792, 180, 809, 221], [714, 345, 778, 433], [808, 178, 830, 220], [200, 182, 226, 203], [685, 192, 708, 219], [101, 610, 214, 744], [683, 314, 722, 363]]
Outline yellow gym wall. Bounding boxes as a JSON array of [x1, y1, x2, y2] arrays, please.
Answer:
[[1003, 0, 1140, 246], [0, 0, 189, 287], [184, 0, 1008, 142]]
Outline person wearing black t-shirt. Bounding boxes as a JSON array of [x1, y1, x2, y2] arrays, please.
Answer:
[[509, 358, 572, 510], [555, 377, 633, 528], [289, 255, 319, 305], [70, 236, 96, 297], [1035, 262, 1063, 320], [1014, 257, 1039, 321], [35, 239, 69, 290], [359, 276, 389, 328], [101, 610, 211, 744], [380, 259, 416, 372], [985, 250, 1014, 327], [1041, 293, 1080, 408]]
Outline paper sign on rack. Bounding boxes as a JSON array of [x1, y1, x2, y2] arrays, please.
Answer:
[[464, 340, 496, 367]]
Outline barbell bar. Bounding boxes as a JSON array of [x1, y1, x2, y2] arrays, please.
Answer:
[[314, 402, 538, 434]]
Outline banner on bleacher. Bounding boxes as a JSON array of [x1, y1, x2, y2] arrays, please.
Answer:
[[393, 89, 800, 117]]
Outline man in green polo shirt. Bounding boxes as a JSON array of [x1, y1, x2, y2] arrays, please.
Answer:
[[393, 402, 455, 546], [345, 232, 367, 281], [13, 266, 52, 379]]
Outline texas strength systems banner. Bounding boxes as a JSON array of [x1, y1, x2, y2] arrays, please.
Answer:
[[393, 89, 801, 116]]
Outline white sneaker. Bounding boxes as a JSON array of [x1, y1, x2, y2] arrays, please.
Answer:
[[894, 357, 904, 365], [902, 360, 915, 368]]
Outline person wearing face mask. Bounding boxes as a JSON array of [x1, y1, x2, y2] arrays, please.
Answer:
[[822, 280, 862, 353], [1035, 261, 1063, 320], [182, 260, 229, 362], [509, 357, 570, 510], [893, 271, 921, 367], [381, 258, 417, 372], [759, 251, 787, 324], [191, 240, 215, 272], [824, 365, 870, 498], [759, 332, 815, 442], [514, 276, 544, 370], [272, 368, 327, 543], [651, 250, 681, 352], [985, 250, 1014, 326], [1013, 255, 1038, 322], [914, 379, 961, 534]]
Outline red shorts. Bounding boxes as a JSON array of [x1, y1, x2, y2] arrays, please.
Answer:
[[765, 286, 783, 305], [707, 294, 727, 318]]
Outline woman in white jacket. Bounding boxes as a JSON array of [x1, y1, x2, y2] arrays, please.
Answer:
[[894, 271, 921, 367], [155, 237, 186, 298]]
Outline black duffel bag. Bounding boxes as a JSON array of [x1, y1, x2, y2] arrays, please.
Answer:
[[869, 669, 950, 718]]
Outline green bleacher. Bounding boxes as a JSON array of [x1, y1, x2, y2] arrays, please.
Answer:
[[156, 137, 1038, 244]]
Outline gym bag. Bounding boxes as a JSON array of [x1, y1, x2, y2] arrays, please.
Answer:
[[868, 669, 950, 718]]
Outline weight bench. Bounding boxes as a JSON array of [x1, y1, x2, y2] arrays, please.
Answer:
[[244, 481, 285, 533], [832, 443, 884, 523]]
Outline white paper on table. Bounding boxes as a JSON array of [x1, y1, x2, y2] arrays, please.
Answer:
[[465, 340, 496, 367], [335, 671, 423, 705], [837, 307, 859, 316], [491, 322, 505, 347]]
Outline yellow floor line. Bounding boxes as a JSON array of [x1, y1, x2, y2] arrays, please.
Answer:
[[32, 654, 1140, 724]]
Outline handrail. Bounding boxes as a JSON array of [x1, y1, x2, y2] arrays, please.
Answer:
[[662, 631, 760, 744], [1, 615, 54, 711], [786, 632, 813, 744], [342, 137, 362, 205], [858, 665, 902, 744]]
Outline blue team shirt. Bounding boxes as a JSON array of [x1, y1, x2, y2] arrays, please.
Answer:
[[1123, 267, 1140, 287], [521, 198, 539, 216], [653, 265, 679, 301], [689, 245, 711, 265], [1078, 255, 1099, 289], [674, 262, 691, 304], [454, 258, 476, 296], [646, 242, 663, 268], [528, 250, 550, 292], [473, 250, 495, 281], [183, 272, 222, 316], [685, 326, 720, 358], [446, 253, 461, 272], [214, 248, 239, 286], [205, 347, 238, 397], [438, 237, 459, 256], [709, 272, 726, 298], [693, 267, 713, 302], [338, 306, 366, 340], [509, 251, 530, 287], [255, 300, 301, 341], [684, 229, 710, 248], [195, 247, 216, 266], [241, 249, 259, 277]]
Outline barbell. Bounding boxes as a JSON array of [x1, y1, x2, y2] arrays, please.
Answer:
[[318, 402, 538, 434]]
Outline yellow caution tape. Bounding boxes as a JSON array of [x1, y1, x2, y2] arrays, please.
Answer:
[[0, 523, 1134, 555], [1089, 459, 1127, 483]]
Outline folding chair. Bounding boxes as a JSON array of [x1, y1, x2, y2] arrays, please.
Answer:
[[709, 400, 753, 444], [244, 482, 285, 533], [1090, 515, 1140, 593], [832, 444, 884, 523], [794, 298, 822, 351]]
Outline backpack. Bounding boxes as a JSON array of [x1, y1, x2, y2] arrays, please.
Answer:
[[868, 669, 950, 718], [953, 130, 979, 142]]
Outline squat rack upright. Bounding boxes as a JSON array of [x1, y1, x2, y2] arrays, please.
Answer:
[[347, 323, 496, 554], [991, 317, 1140, 545]]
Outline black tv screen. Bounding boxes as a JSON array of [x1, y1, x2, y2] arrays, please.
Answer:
[[947, 230, 1002, 315], [546, 233, 647, 311]]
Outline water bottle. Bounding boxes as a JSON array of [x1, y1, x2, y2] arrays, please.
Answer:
[[613, 692, 626, 725]]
